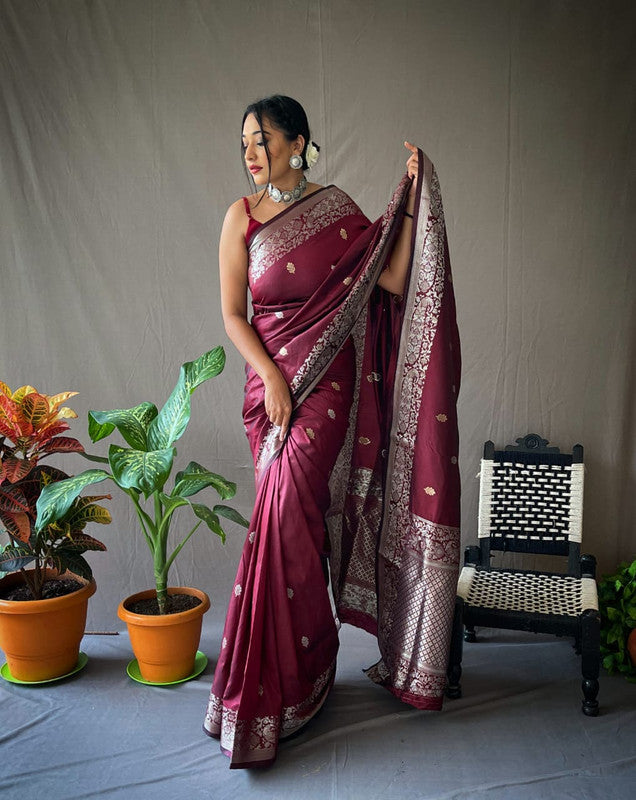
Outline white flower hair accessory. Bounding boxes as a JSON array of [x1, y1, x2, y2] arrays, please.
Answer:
[[305, 141, 320, 170]]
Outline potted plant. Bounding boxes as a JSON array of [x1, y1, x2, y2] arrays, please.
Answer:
[[0, 383, 111, 682], [36, 347, 248, 683], [598, 558, 636, 682]]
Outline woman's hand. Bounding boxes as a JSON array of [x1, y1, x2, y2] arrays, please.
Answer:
[[404, 142, 419, 208], [404, 141, 419, 182], [264, 368, 293, 441]]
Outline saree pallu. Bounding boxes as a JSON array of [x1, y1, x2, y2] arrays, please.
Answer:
[[204, 151, 461, 767]]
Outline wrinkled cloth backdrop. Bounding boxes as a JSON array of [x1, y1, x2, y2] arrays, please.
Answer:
[[0, 0, 634, 631]]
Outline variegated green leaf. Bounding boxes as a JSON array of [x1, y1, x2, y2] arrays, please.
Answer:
[[65, 502, 112, 529], [146, 347, 225, 450], [191, 503, 225, 542], [35, 469, 111, 531], [109, 444, 174, 496], [89, 402, 159, 449], [0, 543, 35, 572], [214, 504, 250, 528], [182, 346, 226, 389], [173, 461, 236, 499]]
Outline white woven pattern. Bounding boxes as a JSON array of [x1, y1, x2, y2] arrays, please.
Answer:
[[478, 459, 583, 543], [457, 566, 598, 616]]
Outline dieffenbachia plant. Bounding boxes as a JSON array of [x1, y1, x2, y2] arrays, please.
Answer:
[[35, 347, 248, 614]]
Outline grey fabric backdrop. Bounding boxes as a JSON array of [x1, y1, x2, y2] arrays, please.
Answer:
[[0, 0, 634, 630]]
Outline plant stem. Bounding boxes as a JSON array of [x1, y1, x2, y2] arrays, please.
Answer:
[[19, 566, 38, 600], [153, 492, 168, 614], [128, 491, 154, 552]]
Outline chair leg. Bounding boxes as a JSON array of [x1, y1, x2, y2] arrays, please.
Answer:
[[464, 624, 476, 643], [446, 597, 463, 699], [581, 608, 600, 716]]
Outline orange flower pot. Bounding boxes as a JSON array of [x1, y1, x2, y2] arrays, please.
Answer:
[[117, 586, 210, 683], [628, 628, 636, 667], [0, 570, 96, 682]]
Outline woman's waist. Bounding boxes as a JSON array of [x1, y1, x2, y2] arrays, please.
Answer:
[[251, 300, 305, 319]]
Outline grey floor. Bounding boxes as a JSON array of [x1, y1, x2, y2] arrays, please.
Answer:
[[1, 614, 635, 800]]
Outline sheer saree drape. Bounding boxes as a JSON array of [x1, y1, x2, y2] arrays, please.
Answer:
[[204, 151, 460, 767]]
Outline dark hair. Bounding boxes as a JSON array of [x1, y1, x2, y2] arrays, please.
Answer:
[[241, 95, 319, 178]]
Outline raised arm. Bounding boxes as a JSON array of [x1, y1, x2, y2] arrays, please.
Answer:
[[377, 142, 419, 296], [219, 200, 292, 441]]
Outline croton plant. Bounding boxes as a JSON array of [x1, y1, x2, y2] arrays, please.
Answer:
[[0, 383, 110, 600]]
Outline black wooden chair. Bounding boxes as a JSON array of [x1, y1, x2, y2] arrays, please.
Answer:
[[446, 433, 600, 715]]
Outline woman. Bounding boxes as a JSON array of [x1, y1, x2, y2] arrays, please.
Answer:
[[204, 95, 461, 769]]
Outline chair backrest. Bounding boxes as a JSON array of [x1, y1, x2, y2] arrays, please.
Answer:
[[477, 434, 584, 571]]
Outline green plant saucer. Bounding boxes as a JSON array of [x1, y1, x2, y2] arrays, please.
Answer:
[[1, 651, 88, 685], [126, 650, 208, 685]]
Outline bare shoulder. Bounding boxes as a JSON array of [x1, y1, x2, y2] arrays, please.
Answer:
[[224, 197, 247, 223], [222, 197, 250, 240], [306, 182, 324, 197]]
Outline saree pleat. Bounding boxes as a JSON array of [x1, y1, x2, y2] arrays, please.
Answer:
[[205, 152, 461, 766]]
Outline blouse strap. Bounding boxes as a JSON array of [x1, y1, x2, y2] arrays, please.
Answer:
[[242, 196, 252, 218]]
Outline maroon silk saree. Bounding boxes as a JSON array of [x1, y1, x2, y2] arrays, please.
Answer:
[[204, 151, 461, 768]]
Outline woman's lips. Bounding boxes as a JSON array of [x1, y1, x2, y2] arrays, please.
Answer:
[[249, 166, 262, 174]]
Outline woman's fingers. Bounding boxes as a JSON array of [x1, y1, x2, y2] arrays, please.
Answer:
[[264, 378, 292, 441], [404, 142, 419, 180], [278, 411, 290, 441]]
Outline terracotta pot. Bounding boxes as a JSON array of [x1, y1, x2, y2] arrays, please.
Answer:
[[0, 570, 96, 682], [628, 628, 636, 667], [117, 586, 210, 683]]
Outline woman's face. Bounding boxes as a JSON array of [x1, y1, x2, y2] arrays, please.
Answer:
[[242, 113, 303, 187]]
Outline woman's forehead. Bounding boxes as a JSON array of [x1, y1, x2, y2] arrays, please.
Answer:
[[242, 113, 274, 137]]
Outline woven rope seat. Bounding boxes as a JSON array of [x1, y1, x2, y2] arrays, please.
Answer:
[[458, 567, 598, 617]]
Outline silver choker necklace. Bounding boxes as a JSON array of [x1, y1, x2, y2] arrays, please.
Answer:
[[267, 176, 307, 204]]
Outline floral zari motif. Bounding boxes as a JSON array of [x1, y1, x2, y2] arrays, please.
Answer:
[[205, 661, 335, 766]]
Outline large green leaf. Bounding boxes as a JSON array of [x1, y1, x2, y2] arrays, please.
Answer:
[[173, 461, 236, 500], [146, 347, 225, 450], [109, 444, 174, 496], [214, 504, 250, 528], [89, 403, 159, 450], [35, 470, 111, 531], [191, 503, 225, 542]]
